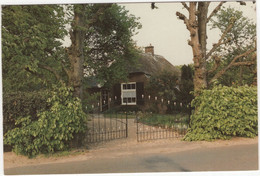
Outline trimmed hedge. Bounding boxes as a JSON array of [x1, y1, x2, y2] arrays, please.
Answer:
[[3, 91, 49, 135], [184, 85, 257, 141]]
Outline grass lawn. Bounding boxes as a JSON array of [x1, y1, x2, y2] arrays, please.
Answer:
[[103, 111, 190, 129], [138, 113, 190, 129]]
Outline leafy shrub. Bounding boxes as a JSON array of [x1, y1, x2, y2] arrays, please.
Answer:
[[3, 91, 50, 134], [4, 86, 87, 157], [184, 85, 257, 141]]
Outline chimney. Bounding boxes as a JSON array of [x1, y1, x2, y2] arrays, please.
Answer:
[[145, 44, 154, 56]]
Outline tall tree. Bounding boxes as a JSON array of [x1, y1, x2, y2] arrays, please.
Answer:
[[82, 4, 141, 88], [175, 2, 256, 93], [2, 4, 141, 100]]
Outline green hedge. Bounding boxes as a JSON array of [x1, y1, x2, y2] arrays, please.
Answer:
[[4, 86, 87, 157], [3, 91, 49, 135], [184, 85, 257, 141]]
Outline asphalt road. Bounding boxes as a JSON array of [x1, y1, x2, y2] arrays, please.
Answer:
[[5, 143, 258, 174]]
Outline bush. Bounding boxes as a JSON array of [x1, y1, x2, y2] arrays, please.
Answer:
[[184, 85, 257, 141], [4, 86, 87, 157], [3, 91, 49, 135]]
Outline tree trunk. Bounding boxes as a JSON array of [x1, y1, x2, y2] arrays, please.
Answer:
[[198, 2, 209, 57], [67, 6, 85, 100], [189, 2, 207, 92]]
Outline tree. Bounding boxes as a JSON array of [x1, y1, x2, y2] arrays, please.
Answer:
[[146, 71, 179, 102], [82, 4, 141, 89], [2, 4, 141, 100], [59, 4, 141, 99], [2, 5, 67, 92], [146, 71, 179, 113], [175, 2, 256, 93], [207, 7, 256, 86]]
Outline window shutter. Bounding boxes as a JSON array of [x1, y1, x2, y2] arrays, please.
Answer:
[[113, 84, 121, 105], [136, 82, 144, 105]]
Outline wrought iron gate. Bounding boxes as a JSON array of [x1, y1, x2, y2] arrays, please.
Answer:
[[85, 108, 128, 143], [136, 117, 188, 142], [85, 98, 191, 143]]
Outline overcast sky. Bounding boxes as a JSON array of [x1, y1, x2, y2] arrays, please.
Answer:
[[121, 2, 256, 66]]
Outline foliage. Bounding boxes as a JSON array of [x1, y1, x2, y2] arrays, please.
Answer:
[[83, 4, 142, 88], [4, 86, 87, 157], [145, 66, 193, 114], [177, 64, 194, 106], [2, 5, 67, 92], [2, 3, 141, 157], [208, 7, 256, 86], [210, 7, 256, 51], [146, 72, 178, 113], [184, 85, 258, 141], [3, 91, 50, 134], [2, 4, 141, 94], [146, 71, 179, 112]]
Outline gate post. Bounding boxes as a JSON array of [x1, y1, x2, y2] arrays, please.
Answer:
[[126, 101, 128, 138]]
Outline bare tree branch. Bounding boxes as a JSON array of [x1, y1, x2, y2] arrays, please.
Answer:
[[181, 2, 189, 11], [209, 47, 256, 84], [208, 55, 221, 74], [206, 1, 225, 23], [232, 61, 256, 66], [176, 12, 190, 28], [206, 20, 234, 60]]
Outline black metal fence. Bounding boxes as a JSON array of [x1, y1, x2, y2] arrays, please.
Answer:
[[84, 96, 191, 143], [136, 116, 188, 142], [85, 104, 128, 144], [135, 98, 191, 142]]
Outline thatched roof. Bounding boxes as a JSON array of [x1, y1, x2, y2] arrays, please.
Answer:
[[86, 52, 180, 88], [127, 53, 180, 76]]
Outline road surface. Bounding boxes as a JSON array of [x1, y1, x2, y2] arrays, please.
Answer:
[[5, 143, 258, 174]]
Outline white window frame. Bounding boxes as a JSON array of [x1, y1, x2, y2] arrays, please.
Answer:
[[121, 82, 136, 105]]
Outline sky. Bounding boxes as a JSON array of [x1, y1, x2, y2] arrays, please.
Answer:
[[120, 2, 256, 66], [1, 0, 255, 66]]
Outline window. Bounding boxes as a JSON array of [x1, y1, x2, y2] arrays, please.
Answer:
[[121, 82, 136, 105]]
